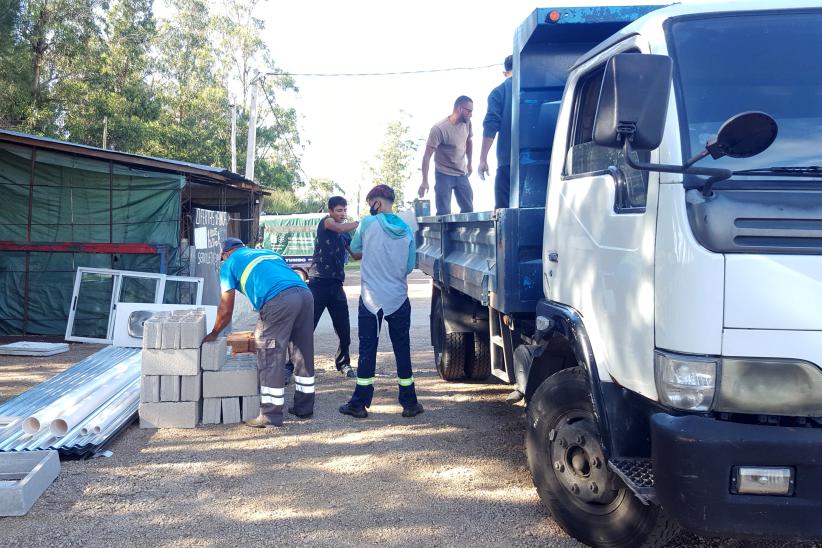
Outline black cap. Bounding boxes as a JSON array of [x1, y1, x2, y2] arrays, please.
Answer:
[[221, 238, 245, 253]]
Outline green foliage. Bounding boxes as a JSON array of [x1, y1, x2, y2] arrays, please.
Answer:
[[0, 0, 302, 191], [370, 115, 417, 208]]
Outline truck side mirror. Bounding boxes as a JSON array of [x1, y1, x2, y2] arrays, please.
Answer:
[[593, 53, 672, 151]]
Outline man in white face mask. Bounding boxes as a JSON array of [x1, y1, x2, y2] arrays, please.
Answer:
[[338, 185, 424, 419]]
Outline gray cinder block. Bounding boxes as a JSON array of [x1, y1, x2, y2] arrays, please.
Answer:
[[140, 375, 160, 403], [0, 450, 60, 517], [221, 398, 241, 424], [161, 320, 181, 349], [142, 319, 163, 349], [241, 395, 261, 422], [202, 367, 258, 398], [180, 373, 201, 402], [139, 402, 200, 429], [180, 315, 206, 349], [200, 338, 227, 371], [201, 398, 222, 425], [141, 348, 200, 376], [160, 375, 181, 402]]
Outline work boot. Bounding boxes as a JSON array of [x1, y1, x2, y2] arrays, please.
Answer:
[[288, 406, 313, 420], [401, 403, 424, 418], [245, 415, 282, 428], [341, 365, 357, 379], [338, 402, 368, 418]]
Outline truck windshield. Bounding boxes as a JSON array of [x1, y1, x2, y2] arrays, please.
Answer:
[[668, 11, 822, 173]]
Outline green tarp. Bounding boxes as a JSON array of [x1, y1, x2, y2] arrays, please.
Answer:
[[0, 143, 183, 335], [260, 214, 324, 260]]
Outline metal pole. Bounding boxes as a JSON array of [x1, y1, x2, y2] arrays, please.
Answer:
[[245, 76, 259, 181], [230, 102, 237, 173]]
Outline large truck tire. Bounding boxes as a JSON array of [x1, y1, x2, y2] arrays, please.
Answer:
[[465, 333, 492, 380], [526, 367, 680, 548], [431, 293, 468, 381]]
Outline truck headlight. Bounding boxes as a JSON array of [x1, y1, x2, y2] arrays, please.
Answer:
[[654, 350, 717, 411], [716, 358, 822, 416]]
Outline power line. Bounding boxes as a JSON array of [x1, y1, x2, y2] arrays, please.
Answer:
[[269, 63, 501, 78]]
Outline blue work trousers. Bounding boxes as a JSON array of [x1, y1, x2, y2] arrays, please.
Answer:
[[349, 298, 418, 409]]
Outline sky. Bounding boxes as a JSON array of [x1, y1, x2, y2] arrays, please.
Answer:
[[245, 0, 713, 213]]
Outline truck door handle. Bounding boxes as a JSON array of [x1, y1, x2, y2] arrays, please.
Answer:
[[548, 252, 559, 263]]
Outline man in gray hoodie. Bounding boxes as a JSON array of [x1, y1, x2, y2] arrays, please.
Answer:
[[338, 184, 424, 419]]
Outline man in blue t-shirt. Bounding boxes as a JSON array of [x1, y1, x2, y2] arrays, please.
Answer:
[[203, 238, 314, 427]]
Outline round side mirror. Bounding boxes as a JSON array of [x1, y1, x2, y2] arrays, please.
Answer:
[[706, 111, 778, 160]]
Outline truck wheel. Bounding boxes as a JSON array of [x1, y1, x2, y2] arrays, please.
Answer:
[[465, 333, 491, 380], [431, 295, 467, 381], [526, 367, 680, 548]]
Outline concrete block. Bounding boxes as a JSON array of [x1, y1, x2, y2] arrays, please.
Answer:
[[201, 398, 222, 425], [221, 398, 241, 424], [139, 402, 200, 429], [200, 338, 227, 371], [171, 309, 189, 317], [140, 375, 160, 403], [161, 320, 181, 349], [0, 450, 60, 517], [142, 319, 163, 349], [180, 373, 201, 402], [241, 395, 261, 422], [141, 348, 200, 376], [203, 367, 258, 398], [160, 375, 181, 402], [180, 315, 206, 349]]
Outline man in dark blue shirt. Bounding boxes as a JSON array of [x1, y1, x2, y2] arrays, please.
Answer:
[[479, 55, 513, 209], [307, 196, 359, 377]]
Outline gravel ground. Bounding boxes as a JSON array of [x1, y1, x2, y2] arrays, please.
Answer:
[[0, 272, 819, 547]]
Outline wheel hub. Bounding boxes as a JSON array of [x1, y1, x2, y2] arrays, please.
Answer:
[[549, 414, 615, 504]]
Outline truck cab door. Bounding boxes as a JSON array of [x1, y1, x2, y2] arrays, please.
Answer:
[[544, 42, 660, 397]]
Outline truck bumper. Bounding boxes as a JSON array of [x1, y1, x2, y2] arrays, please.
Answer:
[[651, 413, 822, 539]]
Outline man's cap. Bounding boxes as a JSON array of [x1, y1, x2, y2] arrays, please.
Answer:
[[221, 238, 245, 254], [366, 184, 395, 202]]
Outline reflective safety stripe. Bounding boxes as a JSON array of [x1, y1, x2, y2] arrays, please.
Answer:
[[295, 384, 315, 394], [261, 386, 285, 396], [261, 395, 285, 406], [239, 255, 282, 293], [356, 377, 375, 386], [398, 376, 415, 387], [294, 375, 315, 385]]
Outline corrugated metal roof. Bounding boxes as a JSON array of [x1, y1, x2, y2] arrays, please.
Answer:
[[0, 128, 265, 193]]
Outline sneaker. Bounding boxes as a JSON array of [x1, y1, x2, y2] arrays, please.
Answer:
[[245, 416, 283, 428], [401, 403, 424, 418], [338, 402, 368, 418], [287, 407, 313, 420], [340, 365, 357, 378]]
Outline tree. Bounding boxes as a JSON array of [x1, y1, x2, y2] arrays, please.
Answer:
[[370, 116, 417, 208]]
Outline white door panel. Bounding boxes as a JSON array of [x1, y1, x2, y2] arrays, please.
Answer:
[[551, 174, 657, 398]]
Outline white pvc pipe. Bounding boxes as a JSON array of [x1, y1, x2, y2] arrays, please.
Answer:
[[22, 356, 137, 435], [90, 388, 139, 435], [49, 359, 140, 437]]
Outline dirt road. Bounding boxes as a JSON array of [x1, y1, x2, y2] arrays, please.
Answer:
[[0, 272, 817, 547]]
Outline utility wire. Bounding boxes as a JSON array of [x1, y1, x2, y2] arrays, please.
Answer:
[[267, 63, 501, 78]]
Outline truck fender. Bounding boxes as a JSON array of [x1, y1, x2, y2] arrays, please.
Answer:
[[431, 283, 489, 335], [528, 300, 616, 455]]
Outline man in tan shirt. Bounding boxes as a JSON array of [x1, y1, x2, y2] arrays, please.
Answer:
[[418, 96, 474, 215]]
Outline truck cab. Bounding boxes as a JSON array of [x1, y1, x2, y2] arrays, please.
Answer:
[[418, 3, 822, 546]]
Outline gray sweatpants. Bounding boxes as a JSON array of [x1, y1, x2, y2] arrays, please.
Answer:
[[254, 286, 315, 424], [434, 171, 474, 215]]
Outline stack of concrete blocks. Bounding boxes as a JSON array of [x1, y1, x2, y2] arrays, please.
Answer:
[[201, 348, 261, 426], [139, 309, 207, 428]]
